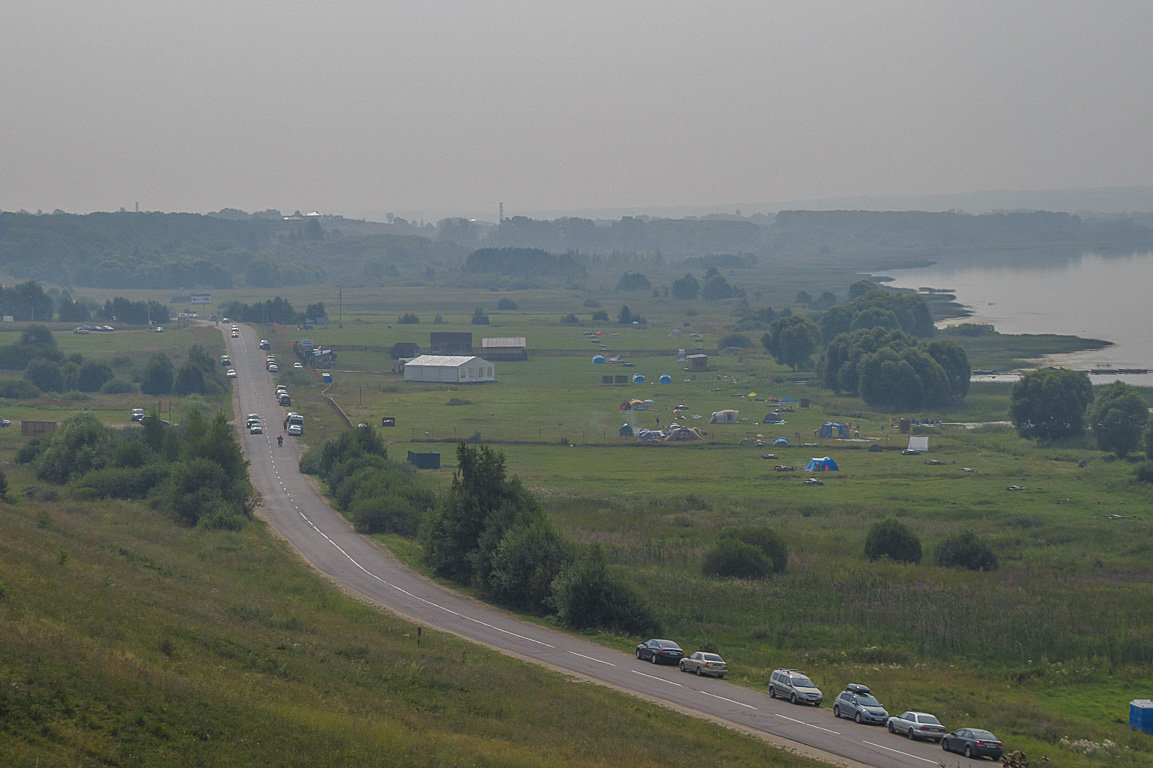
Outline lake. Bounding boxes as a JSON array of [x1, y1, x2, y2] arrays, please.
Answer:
[[879, 251, 1153, 386]]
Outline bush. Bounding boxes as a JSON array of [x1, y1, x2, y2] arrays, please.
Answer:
[[717, 333, 751, 349], [551, 545, 659, 636], [497, 298, 518, 310], [934, 531, 998, 571], [702, 538, 770, 579], [1137, 461, 1153, 484], [864, 518, 922, 564], [734, 527, 788, 573], [0, 379, 41, 399], [99, 378, 136, 394], [486, 521, 573, 614], [559, 313, 580, 325]]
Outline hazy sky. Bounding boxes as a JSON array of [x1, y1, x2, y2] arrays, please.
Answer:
[[4, 1, 1153, 219]]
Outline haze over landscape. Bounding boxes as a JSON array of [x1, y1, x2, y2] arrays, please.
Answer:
[[4, 1, 1153, 219]]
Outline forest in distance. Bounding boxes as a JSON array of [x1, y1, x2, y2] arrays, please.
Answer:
[[4, 207, 1153, 291]]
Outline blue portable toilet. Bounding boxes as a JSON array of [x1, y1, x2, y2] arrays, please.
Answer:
[[658, 373, 672, 384], [592, 354, 605, 363], [321, 372, 333, 384], [1132, 699, 1153, 733], [632, 373, 645, 383]]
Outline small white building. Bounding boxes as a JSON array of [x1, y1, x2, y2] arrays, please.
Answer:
[[403, 355, 496, 383]]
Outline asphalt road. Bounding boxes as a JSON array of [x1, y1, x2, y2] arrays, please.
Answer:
[[224, 324, 981, 768]]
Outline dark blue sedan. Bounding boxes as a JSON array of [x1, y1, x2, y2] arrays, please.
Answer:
[[635, 639, 684, 665], [941, 728, 1003, 761]]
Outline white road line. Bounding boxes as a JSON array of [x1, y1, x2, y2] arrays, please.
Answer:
[[699, 690, 756, 710], [863, 741, 939, 764], [631, 670, 684, 687], [774, 713, 838, 734], [568, 651, 615, 666]]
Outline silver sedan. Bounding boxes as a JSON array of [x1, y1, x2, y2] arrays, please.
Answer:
[[887, 711, 946, 742], [679, 651, 728, 678]]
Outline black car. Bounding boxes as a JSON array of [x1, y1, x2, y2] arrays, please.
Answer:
[[941, 728, 1003, 761], [635, 639, 684, 665]]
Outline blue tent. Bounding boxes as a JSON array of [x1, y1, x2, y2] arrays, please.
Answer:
[[658, 373, 672, 384], [592, 354, 605, 363], [804, 456, 839, 472], [632, 373, 646, 383], [773, 437, 790, 446]]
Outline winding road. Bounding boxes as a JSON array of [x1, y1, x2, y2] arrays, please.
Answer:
[[225, 324, 977, 768]]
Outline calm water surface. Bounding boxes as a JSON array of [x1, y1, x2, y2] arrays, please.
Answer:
[[880, 251, 1153, 385]]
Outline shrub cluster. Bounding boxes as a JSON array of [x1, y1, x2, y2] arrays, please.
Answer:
[[18, 410, 254, 530], [702, 527, 789, 579], [864, 518, 922, 564], [934, 531, 998, 571], [314, 426, 434, 537]]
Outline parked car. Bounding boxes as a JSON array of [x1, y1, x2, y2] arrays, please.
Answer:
[[259, 339, 270, 350], [226, 368, 237, 378], [941, 728, 1003, 761], [0, 418, 10, 427], [293, 361, 303, 369], [768, 669, 823, 705], [220, 354, 231, 366], [246, 414, 260, 428], [287, 423, 303, 436], [887, 711, 946, 742], [679, 651, 727, 678], [249, 421, 263, 435], [833, 683, 889, 724], [130, 408, 146, 422], [635, 639, 684, 665], [267, 363, 279, 372]]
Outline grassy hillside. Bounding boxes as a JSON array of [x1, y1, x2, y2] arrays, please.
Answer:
[[0, 485, 824, 768]]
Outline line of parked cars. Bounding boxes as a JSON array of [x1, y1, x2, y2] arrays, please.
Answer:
[[633, 641, 1005, 761]]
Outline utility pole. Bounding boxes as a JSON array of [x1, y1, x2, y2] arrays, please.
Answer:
[[338, 287, 343, 328]]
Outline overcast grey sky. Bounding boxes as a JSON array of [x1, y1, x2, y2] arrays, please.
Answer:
[[3, 1, 1152, 219]]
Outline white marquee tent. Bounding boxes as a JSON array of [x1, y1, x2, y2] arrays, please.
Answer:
[[403, 355, 496, 383]]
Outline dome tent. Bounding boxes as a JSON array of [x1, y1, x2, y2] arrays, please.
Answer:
[[804, 456, 839, 472]]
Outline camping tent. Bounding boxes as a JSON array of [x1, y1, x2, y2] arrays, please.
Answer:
[[773, 437, 790, 446], [619, 423, 634, 437], [804, 456, 839, 472], [632, 373, 646, 383], [764, 413, 784, 424], [592, 354, 605, 363], [658, 373, 672, 384], [635, 429, 664, 442], [620, 399, 646, 410], [665, 424, 704, 441], [907, 436, 929, 452], [818, 421, 850, 439], [708, 409, 739, 424]]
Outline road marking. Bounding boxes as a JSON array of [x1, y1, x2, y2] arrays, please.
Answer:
[[699, 690, 756, 710], [863, 741, 939, 764], [631, 670, 683, 687], [568, 651, 615, 666], [774, 713, 838, 734]]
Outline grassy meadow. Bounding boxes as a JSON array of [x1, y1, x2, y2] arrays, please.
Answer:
[[2, 259, 1151, 767]]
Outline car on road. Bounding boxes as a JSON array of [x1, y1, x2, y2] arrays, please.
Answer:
[[267, 363, 279, 372], [833, 683, 888, 725], [246, 414, 260, 428], [226, 368, 237, 378], [768, 668, 823, 705], [887, 711, 945, 742], [635, 639, 684, 665], [293, 361, 303, 368], [249, 421, 263, 434], [679, 651, 727, 678], [940, 728, 1003, 761], [231, 330, 239, 338], [130, 408, 146, 422]]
